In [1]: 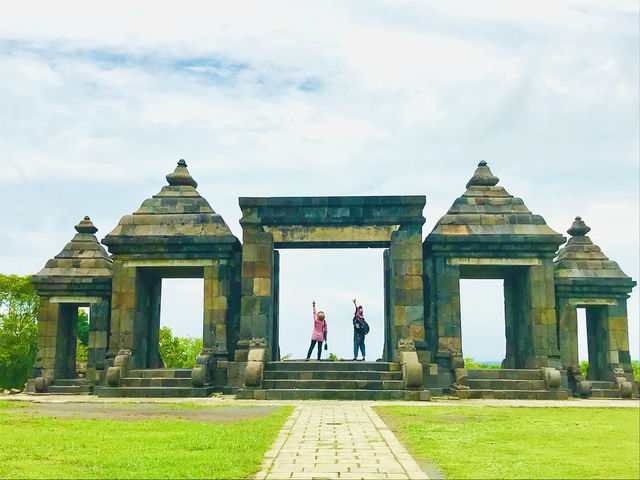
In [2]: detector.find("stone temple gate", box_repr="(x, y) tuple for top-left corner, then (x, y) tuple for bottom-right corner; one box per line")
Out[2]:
(27, 160), (637, 400)
(236, 195), (426, 363)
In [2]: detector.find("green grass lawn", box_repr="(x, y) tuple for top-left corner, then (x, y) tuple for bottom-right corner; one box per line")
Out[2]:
(0, 401), (293, 479)
(376, 405), (640, 480)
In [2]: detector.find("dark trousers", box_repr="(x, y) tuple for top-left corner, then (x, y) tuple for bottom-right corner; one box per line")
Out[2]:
(353, 332), (365, 358)
(306, 340), (323, 360)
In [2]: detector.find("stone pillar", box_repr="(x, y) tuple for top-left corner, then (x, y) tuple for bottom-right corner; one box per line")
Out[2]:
(34, 297), (59, 381)
(522, 261), (561, 368)
(555, 297), (579, 371)
(388, 226), (425, 361)
(586, 301), (633, 381)
(131, 270), (162, 369)
(272, 250), (280, 361)
(607, 299), (633, 378)
(108, 261), (136, 361)
(504, 272), (527, 368)
(585, 305), (608, 380)
(87, 297), (110, 382)
(53, 303), (77, 379)
(434, 258), (462, 369)
(383, 249), (392, 361)
(203, 261), (230, 359)
(238, 226), (275, 360)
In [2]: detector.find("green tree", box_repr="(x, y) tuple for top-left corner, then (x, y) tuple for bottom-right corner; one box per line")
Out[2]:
(0, 274), (39, 389)
(76, 310), (89, 346)
(158, 326), (202, 368)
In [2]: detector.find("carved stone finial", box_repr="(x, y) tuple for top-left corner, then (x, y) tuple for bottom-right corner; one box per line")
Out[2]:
(397, 338), (416, 352)
(567, 216), (591, 237)
(166, 159), (198, 188)
(465, 160), (499, 189)
(75, 216), (98, 234)
(249, 337), (267, 349)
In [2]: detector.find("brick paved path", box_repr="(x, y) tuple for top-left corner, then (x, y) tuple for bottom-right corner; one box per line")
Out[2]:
(255, 405), (429, 479)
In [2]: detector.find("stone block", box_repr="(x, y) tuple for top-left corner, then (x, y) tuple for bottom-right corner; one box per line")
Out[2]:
(405, 306), (423, 324)
(393, 306), (406, 325)
(241, 262), (254, 277)
(253, 278), (271, 296)
(608, 316), (627, 331)
(241, 297), (260, 315)
(247, 348), (265, 362)
(242, 243), (258, 262)
(234, 349), (249, 362)
(409, 325), (425, 341)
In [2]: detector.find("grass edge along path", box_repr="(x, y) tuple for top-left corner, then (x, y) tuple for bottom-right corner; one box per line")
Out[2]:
(0, 403), (294, 479)
(375, 405), (640, 480)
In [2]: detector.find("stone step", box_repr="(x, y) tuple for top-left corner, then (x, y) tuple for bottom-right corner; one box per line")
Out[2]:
(47, 385), (93, 394)
(263, 370), (403, 381)
(590, 389), (621, 398)
(265, 361), (401, 372)
(589, 381), (615, 389)
(467, 379), (546, 390)
(121, 377), (193, 388)
(467, 369), (542, 380)
(262, 379), (405, 390)
(237, 388), (407, 401)
(454, 389), (569, 400)
(51, 379), (90, 386)
(94, 386), (214, 398)
(128, 369), (192, 378)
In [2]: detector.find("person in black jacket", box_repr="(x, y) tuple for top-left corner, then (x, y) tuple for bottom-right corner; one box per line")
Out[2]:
(352, 298), (366, 361)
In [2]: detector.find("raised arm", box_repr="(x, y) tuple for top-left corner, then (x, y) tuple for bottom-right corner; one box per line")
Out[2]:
(313, 300), (317, 321)
(352, 298), (357, 313)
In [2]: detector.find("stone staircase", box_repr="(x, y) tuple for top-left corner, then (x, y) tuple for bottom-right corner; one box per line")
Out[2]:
(453, 369), (569, 400)
(94, 368), (216, 397)
(586, 380), (621, 398)
(237, 360), (429, 400)
(45, 378), (93, 395)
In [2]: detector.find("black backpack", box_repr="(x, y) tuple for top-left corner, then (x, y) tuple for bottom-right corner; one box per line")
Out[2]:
(355, 316), (370, 335)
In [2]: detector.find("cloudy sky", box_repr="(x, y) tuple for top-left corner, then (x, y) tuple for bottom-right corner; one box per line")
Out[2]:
(1, 1), (638, 362)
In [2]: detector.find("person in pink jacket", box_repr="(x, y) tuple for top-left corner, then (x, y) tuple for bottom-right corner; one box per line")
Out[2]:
(306, 300), (327, 360)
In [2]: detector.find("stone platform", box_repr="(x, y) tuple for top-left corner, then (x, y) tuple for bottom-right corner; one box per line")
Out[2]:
(238, 361), (430, 401)
(94, 368), (216, 398)
(453, 369), (570, 400)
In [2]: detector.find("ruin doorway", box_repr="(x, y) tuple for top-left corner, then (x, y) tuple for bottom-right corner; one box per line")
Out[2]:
(159, 278), (204, 366)
(130, 267), (206, 369)
(238, 196), (426, 363)
(277, 249), (384, 361)
(459, 279), (505, 366)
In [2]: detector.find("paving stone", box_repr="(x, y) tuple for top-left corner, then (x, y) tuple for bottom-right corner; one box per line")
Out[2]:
(256, 405), (424, 480)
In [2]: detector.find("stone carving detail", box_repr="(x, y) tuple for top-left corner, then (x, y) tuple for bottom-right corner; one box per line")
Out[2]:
(541, 367), (561, 389)
(244, 339), (267, 388)
(397, 338), (416, 352)
(396, 339), (422, 389)
(249, 337), (267, 349)
(613, 367), (633, 398)
(192, 348), (216, 387)
(34, 376), (48, 393)
(106, 350), (131, 387)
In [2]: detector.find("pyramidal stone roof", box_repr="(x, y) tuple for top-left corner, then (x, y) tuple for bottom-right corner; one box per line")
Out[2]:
(554, 216), (635, 291)
(426, 161), (564, 248)
(102, 160), (239, 257)
(32, 216), (113, 295)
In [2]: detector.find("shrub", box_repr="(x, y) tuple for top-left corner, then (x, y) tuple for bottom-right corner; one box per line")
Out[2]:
(158, 326), (202, 368)
(0, 274), (39, 389)
(580, 360), (589, 377)
(464, 357), (501, 369)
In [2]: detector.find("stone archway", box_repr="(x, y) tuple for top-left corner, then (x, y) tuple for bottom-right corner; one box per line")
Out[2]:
(236, 196), (427, 363)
